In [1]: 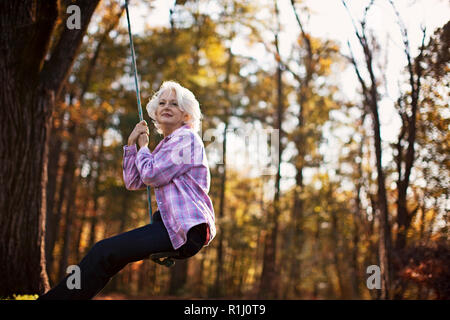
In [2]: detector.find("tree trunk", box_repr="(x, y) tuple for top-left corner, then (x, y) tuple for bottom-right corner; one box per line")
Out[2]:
(74, 192), (90, 262)
(212, 121), (227, 297)
(350, 199), (361, 299)
(312, 213), (324, 299)
(45, 112), (65, 280)
(259, 3), (283, 297)
(371, 111), (393, 299)
(0, 0), (100, 296)
(169, 260), (188, 295)
(330, 199), (345, 299)
(391, 2), (425, 257)
(212, 43), (234, 297)
(345, 12), (393, 297)
(196, 254), (205, 296)
(0, 85), (54, 296)
(88, 125), (105, 248)
(47, 116), (77, 280)
(350, 119), (366, 299)
(287, 91), (307, 299)
(350, 178), (363, 299)
(284, 1), (314, 299)
(57, 147), (79, 281)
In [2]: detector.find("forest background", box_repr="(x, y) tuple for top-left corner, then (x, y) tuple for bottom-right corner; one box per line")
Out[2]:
(0, 0), (448, 300)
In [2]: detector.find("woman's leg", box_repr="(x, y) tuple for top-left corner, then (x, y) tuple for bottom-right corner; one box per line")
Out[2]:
(38, 212), (174, 300)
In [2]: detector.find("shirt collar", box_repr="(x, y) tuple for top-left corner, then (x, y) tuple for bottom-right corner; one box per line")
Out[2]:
(163, 124), (190, 141)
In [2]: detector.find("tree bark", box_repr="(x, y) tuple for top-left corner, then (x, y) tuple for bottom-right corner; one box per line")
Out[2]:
(393, 20), (426, 254)
(0, 0), (100, 296)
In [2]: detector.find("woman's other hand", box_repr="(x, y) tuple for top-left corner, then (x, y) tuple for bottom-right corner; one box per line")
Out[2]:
(137, 132), (149, 148)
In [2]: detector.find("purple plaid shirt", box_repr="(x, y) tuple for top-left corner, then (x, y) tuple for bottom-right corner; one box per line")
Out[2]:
(122, 124), (216, 250)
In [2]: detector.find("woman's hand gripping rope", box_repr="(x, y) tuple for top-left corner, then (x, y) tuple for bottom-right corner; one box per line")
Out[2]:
(128, 120), (149, 147)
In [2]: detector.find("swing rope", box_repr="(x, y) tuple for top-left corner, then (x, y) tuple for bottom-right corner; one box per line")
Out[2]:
(124, 0), (153, 224)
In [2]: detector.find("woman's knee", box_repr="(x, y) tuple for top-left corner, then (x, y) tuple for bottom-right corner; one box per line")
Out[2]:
(88, 239), (118, 274)
(177, 224), (206, 259)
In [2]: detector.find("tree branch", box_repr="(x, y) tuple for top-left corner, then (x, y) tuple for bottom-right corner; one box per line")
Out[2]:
(79, 4), (125, 102)
(40, 0), (101, 98)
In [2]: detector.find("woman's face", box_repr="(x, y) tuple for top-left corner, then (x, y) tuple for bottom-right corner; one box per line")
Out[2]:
(155, 89), (189, 131)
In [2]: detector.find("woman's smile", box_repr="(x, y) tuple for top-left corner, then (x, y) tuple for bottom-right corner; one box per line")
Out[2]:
(154, 89), (191, 137)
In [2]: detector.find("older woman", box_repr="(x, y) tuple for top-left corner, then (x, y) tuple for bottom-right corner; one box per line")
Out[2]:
(39, 81), (215, 300)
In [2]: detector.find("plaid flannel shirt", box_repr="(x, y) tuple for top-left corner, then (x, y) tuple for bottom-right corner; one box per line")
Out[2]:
(122, 124), (215, 249)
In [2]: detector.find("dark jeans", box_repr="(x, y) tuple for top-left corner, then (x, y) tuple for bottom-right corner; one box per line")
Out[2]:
(38, 210), (206, 300)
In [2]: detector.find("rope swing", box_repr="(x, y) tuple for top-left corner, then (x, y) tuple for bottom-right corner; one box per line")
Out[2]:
(124, 0), (153, 224)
